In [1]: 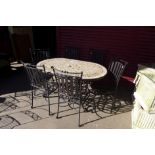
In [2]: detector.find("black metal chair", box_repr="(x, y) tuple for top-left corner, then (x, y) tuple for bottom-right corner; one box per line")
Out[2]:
(91, 59), (128, 113)
(108, 59), (128, 90)
(30, 48), (51, 64)
(23, 63), (57, 115)
(89, 49), (108, 66)
(52, 66), (83, 127)
(64, 47), (80, 59)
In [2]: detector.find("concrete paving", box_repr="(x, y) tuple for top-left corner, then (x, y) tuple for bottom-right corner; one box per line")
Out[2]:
(0, 62), (134, 129)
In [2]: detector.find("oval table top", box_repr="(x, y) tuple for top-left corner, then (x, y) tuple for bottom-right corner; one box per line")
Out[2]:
(37, 58), (107, 80)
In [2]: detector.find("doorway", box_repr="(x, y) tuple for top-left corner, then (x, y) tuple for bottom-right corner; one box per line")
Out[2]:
(32, 26), (56, 57)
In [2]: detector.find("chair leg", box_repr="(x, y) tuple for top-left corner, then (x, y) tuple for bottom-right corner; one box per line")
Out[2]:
(78, 101), (82, 127)
(56, 97), (60, 119)
(14, 92), (17, 97)
(31, 88), (34, 109)
(47, 93), (51, 116)
(110, 92), (117, 113)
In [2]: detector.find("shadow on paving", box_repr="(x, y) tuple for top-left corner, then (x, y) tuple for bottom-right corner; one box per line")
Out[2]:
(0, 65), (31, 95)
(0, 62), (134, 128)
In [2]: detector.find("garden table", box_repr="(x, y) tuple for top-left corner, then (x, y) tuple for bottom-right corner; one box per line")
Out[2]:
(37, 58), (107, 80)
(37, 58), (107, 114)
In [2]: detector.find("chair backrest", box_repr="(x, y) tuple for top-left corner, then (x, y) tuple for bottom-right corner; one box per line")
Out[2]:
(52, 67), (83, 102)
(65, 47), (80, 59)
(23, 63), (48, 89)
(30, 48), (51, 64)
(89, 49), (108, 65)
(108, 59), (128, 88)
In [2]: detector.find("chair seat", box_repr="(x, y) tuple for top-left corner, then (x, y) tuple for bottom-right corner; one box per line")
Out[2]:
(23, 63), (57, 115)
(43, 87), (57, 98)
(91, 71), (117, 93)
(43, 76), (58, 98)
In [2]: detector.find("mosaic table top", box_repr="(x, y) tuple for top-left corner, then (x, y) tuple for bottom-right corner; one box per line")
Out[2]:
(37, 58), (107, 80)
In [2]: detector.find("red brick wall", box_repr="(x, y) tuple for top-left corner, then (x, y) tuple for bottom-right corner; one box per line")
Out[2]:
(56, 26), (155, 77)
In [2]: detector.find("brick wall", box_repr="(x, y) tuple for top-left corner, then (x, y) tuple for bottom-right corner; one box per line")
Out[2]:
(56, 26), (155, 77)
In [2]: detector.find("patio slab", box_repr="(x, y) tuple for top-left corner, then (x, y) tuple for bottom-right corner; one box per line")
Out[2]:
(0, 62), (133, 129)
